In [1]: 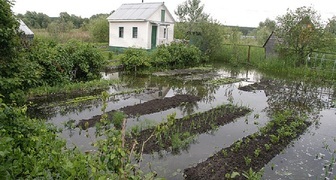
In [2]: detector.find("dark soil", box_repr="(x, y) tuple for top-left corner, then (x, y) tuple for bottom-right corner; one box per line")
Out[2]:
(120, 94), (201, 116)
(152, 68), (213, 77)
(127, 105), (251, 154)
(184, 118), (311, 180)
(77, 94), (201, 129)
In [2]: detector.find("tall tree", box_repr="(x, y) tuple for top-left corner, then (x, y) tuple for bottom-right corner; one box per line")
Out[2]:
(325, 16), (336, 35)
(174, 0), (224, 60)
(275, 6), (331, 64)
(175, 0), (209, 23)
(250, 18), (276, 45)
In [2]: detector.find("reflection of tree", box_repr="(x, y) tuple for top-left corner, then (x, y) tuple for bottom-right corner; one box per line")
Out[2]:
(121, 73), (220, 104)
(178, 101), (199, 116)
(263, 78), (333, 117)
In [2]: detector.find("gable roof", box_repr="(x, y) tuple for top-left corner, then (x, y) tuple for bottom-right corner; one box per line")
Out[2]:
(19, 20), (34, 36)
(107, 2), (174, 22)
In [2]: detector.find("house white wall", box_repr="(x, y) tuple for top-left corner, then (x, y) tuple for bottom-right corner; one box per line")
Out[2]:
(148, 5), (175, 46)
(109, 21), (151, 49)
(108, 3), (175, 49)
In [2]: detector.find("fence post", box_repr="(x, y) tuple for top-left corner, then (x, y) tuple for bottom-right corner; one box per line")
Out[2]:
(247, 45), (251, 62)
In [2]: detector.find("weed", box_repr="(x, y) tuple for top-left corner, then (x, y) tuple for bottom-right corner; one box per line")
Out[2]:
(254, 148), (261, 157)
(225, 172), (240, 179)
(264, 144), (271, 151)
(242, 168), (263, 179)
(244, 156), (252, 166)
(270, 134), (280, 144)
(222, 149), (228, 157)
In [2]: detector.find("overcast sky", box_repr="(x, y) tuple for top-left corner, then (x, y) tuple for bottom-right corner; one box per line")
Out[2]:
(12, 0), (336, 27)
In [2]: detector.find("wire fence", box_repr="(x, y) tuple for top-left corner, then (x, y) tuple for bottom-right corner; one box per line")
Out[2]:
(306, 52), (336, 75)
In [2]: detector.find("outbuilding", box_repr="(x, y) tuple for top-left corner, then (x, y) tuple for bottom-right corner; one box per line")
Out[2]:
(107, 2), (175, 50)
(19, 19), (34, 41)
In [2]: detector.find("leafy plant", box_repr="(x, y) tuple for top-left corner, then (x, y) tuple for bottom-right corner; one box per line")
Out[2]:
(242, 168), (263, 179)
(121, 48), (151, 71)
(254, 148), (261, 157)
(244, 156), (252, 166)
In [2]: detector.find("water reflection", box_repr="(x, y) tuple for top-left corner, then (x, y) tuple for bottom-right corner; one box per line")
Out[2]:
(29, 64), (336, 179)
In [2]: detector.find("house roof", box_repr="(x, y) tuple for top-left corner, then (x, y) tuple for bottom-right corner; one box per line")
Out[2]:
(19, 20), (34, 36)
(107, 2), (173, 22)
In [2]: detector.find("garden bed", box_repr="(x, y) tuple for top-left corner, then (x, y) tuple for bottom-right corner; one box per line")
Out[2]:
(77, 94), (201, 129)
(128, 104), (251, 154)
(120, 94), (201, 116)
(184, 111), (311, 180)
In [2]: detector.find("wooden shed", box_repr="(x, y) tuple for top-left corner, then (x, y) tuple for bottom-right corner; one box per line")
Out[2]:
(263, 31), (279, 58)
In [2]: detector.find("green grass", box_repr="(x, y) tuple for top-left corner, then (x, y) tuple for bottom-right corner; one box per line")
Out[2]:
(27, 79), (121, 98)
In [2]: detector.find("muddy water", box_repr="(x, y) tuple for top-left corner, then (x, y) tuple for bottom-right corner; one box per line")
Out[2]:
(33, 65), (336, 179)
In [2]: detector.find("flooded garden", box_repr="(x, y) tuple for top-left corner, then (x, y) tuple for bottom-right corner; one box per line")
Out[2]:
(28, 63), (336, 179)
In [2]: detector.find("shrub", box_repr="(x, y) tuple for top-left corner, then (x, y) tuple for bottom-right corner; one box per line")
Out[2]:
(121, 48), (151, 71)
(152, 42), (205, 68)
(26, 39), (106, 85)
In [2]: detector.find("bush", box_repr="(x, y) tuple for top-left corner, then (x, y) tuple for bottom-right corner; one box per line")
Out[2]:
(152, 43), (208, 68)
(163, 42), (205, 67)
(26, 39), (106, 86)
(88, 16), (109, 43)
(121, 48), (151, 71)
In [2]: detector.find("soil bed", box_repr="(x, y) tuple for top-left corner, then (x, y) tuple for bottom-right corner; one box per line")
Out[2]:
(120, 94), (201, 116)
(128, 104), (251, 154)
(153, 68), (213, 77)
(184, 112), (311, 180)
(77, 94), (201, 129)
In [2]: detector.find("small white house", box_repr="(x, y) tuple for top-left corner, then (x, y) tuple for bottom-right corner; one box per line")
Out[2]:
(107, 2), (175, 50)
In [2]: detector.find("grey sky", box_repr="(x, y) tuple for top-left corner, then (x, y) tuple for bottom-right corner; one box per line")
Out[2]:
(12, 0), (336, 27)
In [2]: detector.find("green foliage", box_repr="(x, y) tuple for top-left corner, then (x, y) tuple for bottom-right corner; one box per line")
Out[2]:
(18, 11), (51, 29)
(121, 48), (151, 71)
(242, 168), (264, 179)
(151, 44), (172, 68)
(88, 15), (109, 43)
(0, 94), (150, 179)
(0, 101), (89, 179)
(174, 0), (224, 60)
(275, 6), (333, 64)
(112, 111), (126, 130)
(0, 0), (27, 104)
(163, 42), (204, 67)
(206, 77), (241, 86)
(0, 0), (19, 66)
(175, 0), (209, 23)
(27, 38), (106, 85)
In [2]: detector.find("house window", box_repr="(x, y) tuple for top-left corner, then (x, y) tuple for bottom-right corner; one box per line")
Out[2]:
(119, 27), (124, 38)
(161, 10), (165, 22)
(163, 28), (167, 39)
(132, 27), (138, 38)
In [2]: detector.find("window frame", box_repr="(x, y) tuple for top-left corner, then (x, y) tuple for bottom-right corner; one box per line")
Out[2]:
(161, 10), (165, 22)
(132, 27), (138, 38)
(163, 28), (167, 39)
(119, 27), (124, 38)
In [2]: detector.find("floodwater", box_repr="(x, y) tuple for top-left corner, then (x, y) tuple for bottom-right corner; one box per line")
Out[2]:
(31, 63), (336, 179)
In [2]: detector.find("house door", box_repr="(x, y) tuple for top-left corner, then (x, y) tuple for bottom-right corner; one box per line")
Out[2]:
(151, 26), (157, 49)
